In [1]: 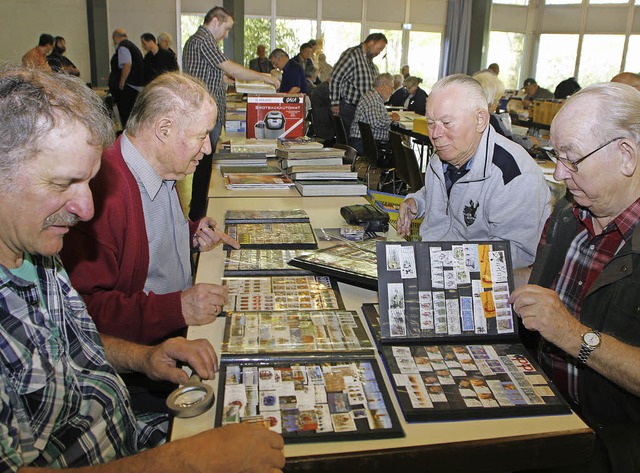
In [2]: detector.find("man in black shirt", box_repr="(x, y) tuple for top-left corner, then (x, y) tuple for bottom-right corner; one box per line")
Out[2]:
(141, 32), (179, 85)
(47, 36), (80, 76)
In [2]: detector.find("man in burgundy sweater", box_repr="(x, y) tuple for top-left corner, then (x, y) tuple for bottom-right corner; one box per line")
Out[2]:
(61, 73), (240, 347)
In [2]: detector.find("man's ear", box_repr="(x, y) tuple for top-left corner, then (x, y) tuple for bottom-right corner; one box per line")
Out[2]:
(156, 118), (172, 142)
(619, 138), (638, 177)
(476, 109), (489, 132)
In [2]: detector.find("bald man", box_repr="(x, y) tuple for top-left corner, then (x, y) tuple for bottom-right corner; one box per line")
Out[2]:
(611, 72), (640, 91)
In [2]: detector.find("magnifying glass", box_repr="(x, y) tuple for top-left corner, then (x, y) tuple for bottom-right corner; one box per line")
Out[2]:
(166, 374), (215, 418)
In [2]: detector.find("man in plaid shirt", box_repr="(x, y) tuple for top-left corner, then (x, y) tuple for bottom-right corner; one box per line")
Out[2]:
(0, 65), (285, 473)
(329, 33), (387, 142)
(182, 6), (280, 221)
(348, 73), (400, 157)
(511, 83), (640, 472)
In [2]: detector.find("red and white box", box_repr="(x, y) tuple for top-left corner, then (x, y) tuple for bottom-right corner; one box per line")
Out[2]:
(246, 94), (306, 139)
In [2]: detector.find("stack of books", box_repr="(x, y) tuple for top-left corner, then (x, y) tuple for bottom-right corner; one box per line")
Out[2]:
(275, 139), (365, 196)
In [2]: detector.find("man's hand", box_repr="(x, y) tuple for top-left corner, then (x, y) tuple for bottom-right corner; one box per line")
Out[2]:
(390, 111), (401, 122)
(141, 337), (218, 384)
(193, 216), (240, 251)
(397, 198), (418, 237)
(509, 284), (583, 352)
(331, 105), (340, 116)
(171, 424), (285, 473)
(263, 73), (281, 89)
(181, 282), (228, 325)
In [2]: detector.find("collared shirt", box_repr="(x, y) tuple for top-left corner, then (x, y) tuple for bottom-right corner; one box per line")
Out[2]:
(182, 25), (229, 124)
(0, 254), (165, 472)
(21, 46), (51, 71)
(280, 59), (308, 94)
(329, 43), (379, 107)
(350, 88), (391, 140)
(542, 197), (640, 402)
(443, 159), (474, 195)
(121, 133), (192, 295)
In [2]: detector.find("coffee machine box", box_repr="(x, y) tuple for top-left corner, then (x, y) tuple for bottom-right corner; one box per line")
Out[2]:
(246, 94), (306, 139)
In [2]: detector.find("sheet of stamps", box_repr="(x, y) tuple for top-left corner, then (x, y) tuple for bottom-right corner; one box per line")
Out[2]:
(224, 248), (310, 275)
(223, 276), (342, 312)
(288, 239), (380, 288)
(376, 241), (516, 340)
(383, 343), (568, 421)
(224, 222), (317, 249)
(221, 310), (373, 354)
(218, 360), (401, 440)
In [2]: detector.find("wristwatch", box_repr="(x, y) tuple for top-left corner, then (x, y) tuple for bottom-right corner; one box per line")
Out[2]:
(577, 330), (601, 367)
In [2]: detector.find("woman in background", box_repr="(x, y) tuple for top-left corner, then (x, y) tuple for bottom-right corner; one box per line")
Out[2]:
(403, 76), (427, 115)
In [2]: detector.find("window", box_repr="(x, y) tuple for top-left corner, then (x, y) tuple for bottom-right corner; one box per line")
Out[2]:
(320, 21), (361, 65)
(493, 0), (528, 4)
(589, 0), (628, 3)
(487, 31), (525, 91)
(370, 29), (402, 75)
(536, 34), (579, 93)
(244, 17), (272, 67)
(275, 19), (317, 59)
(545, 0), (581, 4)
(578, 35), (625, 85)
(626, 35), (640, 73)
(407, 31), (442, 91)
(180, 14), (205, 52)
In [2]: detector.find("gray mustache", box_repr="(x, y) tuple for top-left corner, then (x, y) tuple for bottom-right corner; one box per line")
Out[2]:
(43, 214), (80, 228)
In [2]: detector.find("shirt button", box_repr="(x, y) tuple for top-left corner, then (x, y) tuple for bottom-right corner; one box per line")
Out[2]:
(622, 266), (629, 272)
(589, 245), (595, 250)
(578, 281), (583, 286)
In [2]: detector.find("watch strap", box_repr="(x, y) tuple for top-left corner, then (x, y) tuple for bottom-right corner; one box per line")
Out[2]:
(577, 331), (601, 367)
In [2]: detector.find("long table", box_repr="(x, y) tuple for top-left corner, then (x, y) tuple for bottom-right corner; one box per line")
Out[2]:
(171, 195), (593, 472)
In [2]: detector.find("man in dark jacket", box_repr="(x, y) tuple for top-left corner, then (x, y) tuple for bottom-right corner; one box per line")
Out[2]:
(108, 28), (144, 127)
(510, 82), (640, 473)
(141, 32), (179, 84)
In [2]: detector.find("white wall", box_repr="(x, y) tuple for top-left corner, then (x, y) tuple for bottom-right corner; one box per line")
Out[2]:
(107, 0), (178, 57)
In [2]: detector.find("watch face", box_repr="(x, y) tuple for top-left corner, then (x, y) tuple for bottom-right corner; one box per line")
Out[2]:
(584, 331), (601, 347)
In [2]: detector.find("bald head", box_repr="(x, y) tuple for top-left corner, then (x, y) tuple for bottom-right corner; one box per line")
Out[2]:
(611, 72), (640, 92)
(112, 28), (127, 45)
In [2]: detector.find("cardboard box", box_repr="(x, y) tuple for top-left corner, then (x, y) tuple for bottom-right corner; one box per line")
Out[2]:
(246, 94), (306, 139)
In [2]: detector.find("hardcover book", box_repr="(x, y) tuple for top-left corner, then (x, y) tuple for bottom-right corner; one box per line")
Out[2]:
(294, 180), (367, 197)
(224, 174), (295, 190)
(211, 152), (268, 167)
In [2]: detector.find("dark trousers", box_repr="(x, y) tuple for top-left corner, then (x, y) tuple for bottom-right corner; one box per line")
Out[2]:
(189, 119), (222, 221)
(339, 99), (357, 144)
(116, 85), (139, 128)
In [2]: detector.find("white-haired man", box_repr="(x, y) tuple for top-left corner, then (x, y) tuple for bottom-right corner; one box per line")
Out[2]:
(397, 74), (551, 269)
(511, 82), (640, 472)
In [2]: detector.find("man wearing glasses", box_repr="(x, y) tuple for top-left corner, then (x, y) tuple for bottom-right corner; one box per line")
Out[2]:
(511, 82), (640, 472)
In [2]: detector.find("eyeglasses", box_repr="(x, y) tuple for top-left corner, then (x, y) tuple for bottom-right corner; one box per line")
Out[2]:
(545, 136), (625, 172)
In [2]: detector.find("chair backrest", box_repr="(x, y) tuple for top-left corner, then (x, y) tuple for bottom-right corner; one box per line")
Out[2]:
(389, 131), (405, 170)
(332, 114), (348, 146)
(391, 132), (409, 185)
(401, 142), (425, 192)
(357, 121), (379, 166)
(334, 143), (358, 168)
